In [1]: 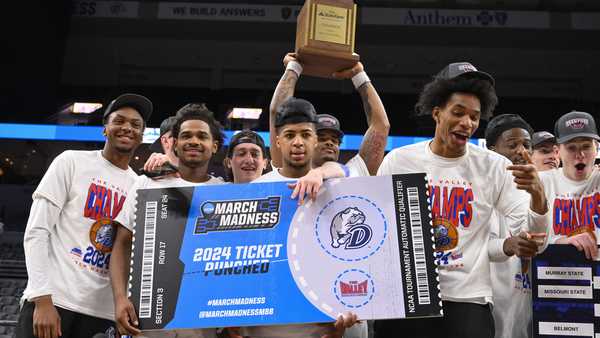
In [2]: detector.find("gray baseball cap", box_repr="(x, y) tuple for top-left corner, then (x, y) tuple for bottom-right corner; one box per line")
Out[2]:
(554, 111), (600, 144)
(316, 114), (344, 139)
(532, 131), (556, 148)
(436, 62), (495, 87)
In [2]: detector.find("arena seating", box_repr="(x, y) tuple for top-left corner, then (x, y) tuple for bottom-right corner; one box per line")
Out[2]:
(0, 233), (27, 338)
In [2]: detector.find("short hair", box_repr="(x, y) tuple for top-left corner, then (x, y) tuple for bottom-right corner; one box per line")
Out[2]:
(415, 77), (498, 121)
(275, 97), (318, 131)
(171, 104), (225, 150)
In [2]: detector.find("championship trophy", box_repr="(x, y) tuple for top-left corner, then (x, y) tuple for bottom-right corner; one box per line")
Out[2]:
(295, 0), (359, 78)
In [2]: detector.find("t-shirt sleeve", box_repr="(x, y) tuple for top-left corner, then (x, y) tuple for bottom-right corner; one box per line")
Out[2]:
(376, 150), (397, 176)
(32, 151), (75, 208)
(488, 213), (511, 262)
(23, 198), (61, 300)
(346, 154), (370, 177)
(114, 178), (142, 232)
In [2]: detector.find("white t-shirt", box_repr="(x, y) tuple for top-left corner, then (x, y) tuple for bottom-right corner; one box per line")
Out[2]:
(489, 215), (532, 338)
(116, 174), (224, 338)
(346, 154), (370, 177)
(23, 150), (138, 320)
(540, 168), (600, 244)
(243, 169), (330, 338)
(377, 141), (548, 302)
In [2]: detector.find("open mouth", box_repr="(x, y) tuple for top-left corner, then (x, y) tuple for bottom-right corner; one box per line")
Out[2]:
(451, 132), (469, 144)
(575, 163), (586, 173)
(544, 160), (558, 168)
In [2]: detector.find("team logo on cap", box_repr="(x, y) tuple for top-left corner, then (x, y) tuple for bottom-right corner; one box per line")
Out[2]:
(334, 269), (374, 308)
(194, 197), (281, 234)
(315, 195), (387, 262)
(458, 64), (477, 72)
(319, 116), (338, 128)
(565, 118), (589, 130)
(89, 218), (117, 253)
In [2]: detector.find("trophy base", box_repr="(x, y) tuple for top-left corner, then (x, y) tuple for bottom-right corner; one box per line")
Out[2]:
(296, 46), (360, 78)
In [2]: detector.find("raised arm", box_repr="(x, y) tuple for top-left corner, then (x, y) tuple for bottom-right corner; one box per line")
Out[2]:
(270, 53), (301, 168)
(333, 63), (390, 175)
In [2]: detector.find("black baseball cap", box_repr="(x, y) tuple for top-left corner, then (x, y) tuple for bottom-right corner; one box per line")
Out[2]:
(316, 114), (344, 139)
(532, 131), (557, 148)
(103, 93), (153, 123)
(226, 130), (267, 158)
(436, 62), (495, 87)
(275, 97), (318, 128)
(149, 116), (178, 153)
(484, 114), (533, 148)
(554, 111), (600, 144)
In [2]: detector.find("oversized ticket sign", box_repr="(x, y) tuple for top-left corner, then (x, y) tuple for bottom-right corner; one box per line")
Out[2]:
(532, 244), (600, 338)
(129, 174), (441, 332)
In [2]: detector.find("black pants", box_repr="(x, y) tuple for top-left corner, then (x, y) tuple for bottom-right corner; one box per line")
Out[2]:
(16, 301), (116, 338)
(374, 301), (495, 338)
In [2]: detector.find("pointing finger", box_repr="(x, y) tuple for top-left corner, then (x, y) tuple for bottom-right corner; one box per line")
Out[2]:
(522, 150), (534, 165)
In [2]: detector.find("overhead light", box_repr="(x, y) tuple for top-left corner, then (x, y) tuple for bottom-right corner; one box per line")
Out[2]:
(227, 108), (263, 120)
(60, 102), (103, 114)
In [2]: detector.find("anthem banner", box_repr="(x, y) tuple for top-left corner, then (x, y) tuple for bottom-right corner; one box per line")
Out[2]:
(533, 245), (600, 337)
(129, 174), (441, 332)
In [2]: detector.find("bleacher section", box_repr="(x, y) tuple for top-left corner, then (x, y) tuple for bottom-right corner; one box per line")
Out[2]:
(0, 232), (27, 338)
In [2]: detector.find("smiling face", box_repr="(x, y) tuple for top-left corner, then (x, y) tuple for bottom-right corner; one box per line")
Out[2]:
(432, 93), (481, 158)
(491, 128), (532, 165)
(314, 129), (341, 167)
(559, 137), (598, 181)
(104, 107), (144, 154)
(276, 122), (317, 170)
(227, 143), (268, 183)
(532, 142), (560, 171)
(173, 119), (218, 168)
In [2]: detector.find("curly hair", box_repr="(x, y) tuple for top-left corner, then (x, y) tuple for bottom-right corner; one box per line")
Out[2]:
(414, 77), (498, 121)
(171, 104), (225, 150)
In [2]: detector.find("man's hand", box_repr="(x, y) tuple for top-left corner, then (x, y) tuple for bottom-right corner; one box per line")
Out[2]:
(332, 62), (364, 80)
(142, 153), (179, 179)
(503, 232), (546, 257)
(289, 167), (324, 205)
(32, 296), (62, 338)
(321, 312), (359, 338)
(114, 296), (141, 336)
(507, 151), (547, 214)
(143, 153), (170, 172)
(557, 231), (598, 260)
(283, 53), (300, 68)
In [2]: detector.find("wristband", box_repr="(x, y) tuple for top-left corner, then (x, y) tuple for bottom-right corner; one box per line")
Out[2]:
(286, 60), (303, 77)
(341, 164), (350, 178)
(351, 71), (370, 89)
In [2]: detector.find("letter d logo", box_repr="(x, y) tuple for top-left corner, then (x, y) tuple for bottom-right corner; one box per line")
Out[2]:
(346, 225), (372, 249)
